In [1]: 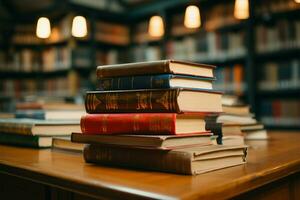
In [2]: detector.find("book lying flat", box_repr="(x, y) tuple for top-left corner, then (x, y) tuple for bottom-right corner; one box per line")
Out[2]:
(0, 133), (57, 148)
(85, 88), (222, 113)
(72, 132), (213, 149)
(96, 60), (215, 78)
(15, 110), (85, 120)
(84, 144), (248, 175)
(217, 114), (257, 125)
(81, 113), (209, 135)
(0, 118), (81, 136)
(98, 74), (215, 91)
(222, 105), (250, 116)
(16, 102), (85, 110)
(52, 137), (84, 152)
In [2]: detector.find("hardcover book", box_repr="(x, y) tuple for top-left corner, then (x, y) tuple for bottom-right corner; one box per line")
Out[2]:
(98, 74), (215, 90)
(96, 60), (215, 78)
(80, 113), (208, 135)
(0, 118), (81, 136)
(15, 110), (85, 120)
(85, 88), (222, 113)
(72, 132), (213, 149)
(84, 144), (248, 175)
(0, 133), (55, 148)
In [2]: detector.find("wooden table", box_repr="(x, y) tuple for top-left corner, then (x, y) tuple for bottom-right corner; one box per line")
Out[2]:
(0, 131), (300, 200)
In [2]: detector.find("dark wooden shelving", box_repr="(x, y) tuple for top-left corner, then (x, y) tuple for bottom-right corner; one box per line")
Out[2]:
(256, 48), (300, 60)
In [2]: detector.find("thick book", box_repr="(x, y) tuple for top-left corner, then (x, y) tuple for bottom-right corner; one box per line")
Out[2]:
(97, 74), (215, 90)
(15, 109), (85, 120)
(0, 133), (54, 148)
(16, 102), (84, 110)
(85, 88), (222, 113)
(96, 60), (215, 78)
(222, 105), (250, 116)
(81, 113), (208, 135)
(72, 132), (213, 149)
(0, 118), (81, 136)
(84, 144), (248, 175)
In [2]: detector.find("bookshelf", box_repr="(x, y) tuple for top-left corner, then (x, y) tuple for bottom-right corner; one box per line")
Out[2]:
(0, 0), (299, 129)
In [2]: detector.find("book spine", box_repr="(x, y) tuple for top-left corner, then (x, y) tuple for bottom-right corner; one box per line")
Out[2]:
(85, 89), (180, 113)
(0, 133), (40, 148)
(84, 144), (192, 175)
(96, 60), (169, 78)
(0, 123), (33, 135)
(15, 111), (45, 120)
(97, 74), (172, 90)
(81, 113), (176, 135)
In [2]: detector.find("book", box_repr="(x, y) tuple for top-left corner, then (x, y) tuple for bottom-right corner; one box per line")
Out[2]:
(0, 118), (80, 136)
(217, 114), (257, 125)
(0, 133), (54, 148)
(84, 144), (247, 175)
(96, 60), (215, 78)
(16, 102), (84, 110)
(52, 137), (84, 152)
(72, 132), (213, 150)
(85, 88), (222, 113)
(80, 113), (209, 135)
(244, 129), (268, 140)
(222, 136), (245, 146)
(15, 109), (85, 120)
(222, 105), (250, 116)
(98, 74), (215, 91)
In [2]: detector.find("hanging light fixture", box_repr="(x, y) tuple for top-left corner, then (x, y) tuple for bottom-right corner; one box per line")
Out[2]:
(234, 0), (249, 20)
(184, 5), (201, 28)
(72, 16), (88, 38)
(148, 15), (164, 37)
(36, 17), (51, 39)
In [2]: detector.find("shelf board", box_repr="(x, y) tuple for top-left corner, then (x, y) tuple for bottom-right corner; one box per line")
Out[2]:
(258, 89), (300, 97)
(256, 48), (300, 60)
(255, 8), (300, 23)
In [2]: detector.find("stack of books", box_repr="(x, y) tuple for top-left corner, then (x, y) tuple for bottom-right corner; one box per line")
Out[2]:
(206, 95), (267, 145)
(72, 60), (247, 175)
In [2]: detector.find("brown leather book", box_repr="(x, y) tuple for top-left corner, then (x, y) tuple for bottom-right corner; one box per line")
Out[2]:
(96, 60), (215, 78)
(85, 88), (222, 113)
(84, 144), (247, 175)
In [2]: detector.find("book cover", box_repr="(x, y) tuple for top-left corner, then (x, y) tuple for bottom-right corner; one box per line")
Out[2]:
(80, 113), (208, 135)
(72, 132), (213, 149)
(0, 133), (53, 148)
(97, 74), (215, 90)
(85, 88), (223, 113)
(84, 144), (247, 175)
(96, 60), (215, 78)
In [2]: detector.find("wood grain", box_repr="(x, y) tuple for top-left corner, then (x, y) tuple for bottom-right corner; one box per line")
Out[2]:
(0, 131), (300, 199)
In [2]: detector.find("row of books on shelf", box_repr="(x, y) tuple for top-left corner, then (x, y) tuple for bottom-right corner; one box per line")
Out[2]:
(95, 21), (129, 45)
(130, 45), (162, 62)
(260, 99), (300, 127)
(0, 72), (91, 98)
(0, 60), (272, 175)
(214, 64), (245, 95)
(255, 0), (300, 15)
(0, 48), (125, 73)
(256, 19), (300, 53)
(259, 59), (300, 91)
(166, 30), (246, 62)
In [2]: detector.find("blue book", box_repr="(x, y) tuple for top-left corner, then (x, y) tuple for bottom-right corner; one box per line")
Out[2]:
(15, 110), (45, 120)
(97, 74), (215, 90)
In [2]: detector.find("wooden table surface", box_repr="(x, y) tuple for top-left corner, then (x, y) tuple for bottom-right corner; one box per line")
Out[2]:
(0, 131), (300, 200)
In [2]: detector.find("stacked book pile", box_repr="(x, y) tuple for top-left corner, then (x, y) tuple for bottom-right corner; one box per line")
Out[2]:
(206, 95), (267, 146)
(0, 102), (83, 148)
(72, 60), (248, 175)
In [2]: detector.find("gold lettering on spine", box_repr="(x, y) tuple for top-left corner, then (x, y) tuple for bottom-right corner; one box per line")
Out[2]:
(106, 93), (118, 110)
(133, 114), (140, 132)
(136, 92), (150, 110)
(92, 94), (102, 111)
(101, 114), (109, 133)
(156, 91), (170, 110)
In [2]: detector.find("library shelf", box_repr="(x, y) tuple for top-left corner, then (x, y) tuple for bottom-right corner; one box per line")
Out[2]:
(256, 48), (300, 61)
(258, 89), (300, 97)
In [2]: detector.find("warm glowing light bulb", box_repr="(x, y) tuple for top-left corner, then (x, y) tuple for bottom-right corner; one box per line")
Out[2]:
(72, 16), (88, 38)
(184, 5), (201, 28)
(36, 17), (51, 39)
(148, 15), (164, 37)
(295, 0), (300, 3)
(234, 0), (249, 20)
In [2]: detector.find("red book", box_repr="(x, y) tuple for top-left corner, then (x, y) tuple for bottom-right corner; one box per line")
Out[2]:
(81, 113), (208, 135)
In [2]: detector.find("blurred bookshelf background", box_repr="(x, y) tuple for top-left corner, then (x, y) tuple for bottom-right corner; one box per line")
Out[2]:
(0, 0), (299, 130)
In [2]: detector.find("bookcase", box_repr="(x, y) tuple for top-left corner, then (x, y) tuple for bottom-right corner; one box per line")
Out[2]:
(0, 0), (299, 129)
